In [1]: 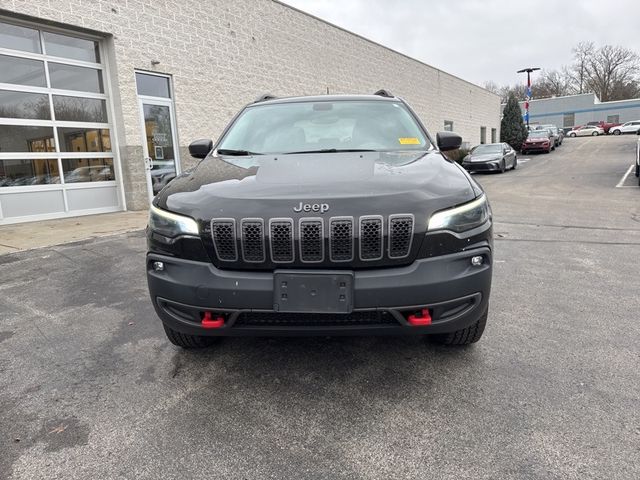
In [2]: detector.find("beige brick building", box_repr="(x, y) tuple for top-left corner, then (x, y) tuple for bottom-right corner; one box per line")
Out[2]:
(0, 0), (500, 224)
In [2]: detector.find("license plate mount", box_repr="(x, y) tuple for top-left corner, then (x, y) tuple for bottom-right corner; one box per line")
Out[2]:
(273, 271), (354, 314)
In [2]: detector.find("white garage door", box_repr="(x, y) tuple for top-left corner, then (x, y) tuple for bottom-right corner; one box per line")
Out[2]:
(0, 19), (123, 224)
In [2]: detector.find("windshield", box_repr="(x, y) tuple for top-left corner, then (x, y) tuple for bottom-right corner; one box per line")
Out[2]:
(217, 100), (430, 154)
(472, 145), (501, 155)
(528, 131), (548, 138)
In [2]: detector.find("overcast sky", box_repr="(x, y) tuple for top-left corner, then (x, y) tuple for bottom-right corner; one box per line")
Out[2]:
(280, 0), (640, 88)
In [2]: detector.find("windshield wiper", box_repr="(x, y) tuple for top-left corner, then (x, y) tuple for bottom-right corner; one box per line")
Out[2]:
(216, 148), (262, 156)
(283, 148), (376, 154)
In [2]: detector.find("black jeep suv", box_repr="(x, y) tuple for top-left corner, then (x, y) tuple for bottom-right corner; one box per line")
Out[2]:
(146, 91), (493, 348)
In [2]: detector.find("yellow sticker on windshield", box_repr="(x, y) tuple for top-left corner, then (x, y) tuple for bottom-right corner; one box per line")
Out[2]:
(399, 137), (420, 145)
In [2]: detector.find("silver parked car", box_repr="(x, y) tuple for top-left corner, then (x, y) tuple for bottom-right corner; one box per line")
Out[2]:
(461, 142), (517, 173)
(567, 125), (604, 137)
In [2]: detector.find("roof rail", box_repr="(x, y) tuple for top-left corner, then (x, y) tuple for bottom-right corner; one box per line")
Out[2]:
(254, 93), (277, 103)
(373, 89), (394, 98)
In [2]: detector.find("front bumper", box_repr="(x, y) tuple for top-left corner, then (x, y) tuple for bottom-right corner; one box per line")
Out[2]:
(147, 247), (492, 336)
(462, 161), (502, 172)
(522, 143), (550, 152)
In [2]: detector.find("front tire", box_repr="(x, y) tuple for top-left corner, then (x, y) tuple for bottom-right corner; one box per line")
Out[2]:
(163, 324), (218, 349)
(613, 129), (621, 135)
(499, 159), (506, 173)
(592, 131), (598, 136)
(512, 156), (518, 169)
(569, 132), (576, 137)
(430, 308), (488, 345)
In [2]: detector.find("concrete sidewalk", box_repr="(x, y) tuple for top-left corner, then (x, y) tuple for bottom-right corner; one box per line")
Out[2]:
(0, 210), (148, 255)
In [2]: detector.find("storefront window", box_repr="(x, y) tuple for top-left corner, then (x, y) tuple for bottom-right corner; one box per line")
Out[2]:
(0, 55), (46, 87)
(62, 158), (114, 183)
(0, 90), (51, 119)
(0, 125), (55, 152)
(136, 73), (171, 98)
(53, 96), (107, 122)
(0, 159), (60, 186)
(0, 18), (116, 205)
(43, 31), (100, 63)
(48, 63), (104, 93)
(0, 22), (41, 53)
(57, 128), (111, 152)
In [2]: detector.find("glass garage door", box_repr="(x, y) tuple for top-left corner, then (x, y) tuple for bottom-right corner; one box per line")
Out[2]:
(0, 19), (122, 224)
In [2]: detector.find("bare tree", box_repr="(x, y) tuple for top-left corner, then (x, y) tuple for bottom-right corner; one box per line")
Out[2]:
(567, 42), (595, 95)
(531, 70), (571, 98)
(584, 45), (640, 101)
(483, 81), (527, 103)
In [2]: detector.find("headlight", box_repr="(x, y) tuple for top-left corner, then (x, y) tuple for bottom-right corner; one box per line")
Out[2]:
(428, 195), (491, 233)
(148, 204), (199, 237)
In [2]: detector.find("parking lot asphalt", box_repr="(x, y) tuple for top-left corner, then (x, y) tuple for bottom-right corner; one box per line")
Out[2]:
(1, 135), (639, 479)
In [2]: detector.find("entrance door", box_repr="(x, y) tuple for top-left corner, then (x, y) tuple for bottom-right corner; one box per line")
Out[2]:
(135, 72), (180, 202)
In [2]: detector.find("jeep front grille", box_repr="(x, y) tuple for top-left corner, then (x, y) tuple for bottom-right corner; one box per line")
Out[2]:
(299, 219), (324, 262)
(388, 214), (414, 259)
(329, 217), (354, 261)
(211, 219), (237, 261)
(269, 219), (294, 263)
(240, 219), (265, 262)
(359, 216), (383, 260)
(210, 214), (415, 265)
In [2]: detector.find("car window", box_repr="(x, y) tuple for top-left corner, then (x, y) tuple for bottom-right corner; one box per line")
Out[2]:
(472, 144), (501, 154)
(528, 131), (548, 138)
(217, 100), (431, 154)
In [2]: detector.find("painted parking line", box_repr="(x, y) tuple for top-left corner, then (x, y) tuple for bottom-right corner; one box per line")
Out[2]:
(615, 165), (635, 188)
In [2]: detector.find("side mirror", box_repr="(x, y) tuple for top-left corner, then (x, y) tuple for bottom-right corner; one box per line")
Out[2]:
(436, 131), (462, 152)
(188, 139), (213, 159)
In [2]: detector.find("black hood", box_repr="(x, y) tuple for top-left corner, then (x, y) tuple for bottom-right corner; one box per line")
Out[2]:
(156, 151), (477, 223)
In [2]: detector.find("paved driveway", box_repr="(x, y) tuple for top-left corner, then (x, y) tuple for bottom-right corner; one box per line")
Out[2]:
(1, 135), (639, 479)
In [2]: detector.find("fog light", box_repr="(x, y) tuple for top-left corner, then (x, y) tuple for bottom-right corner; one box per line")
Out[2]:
(152, 261), (165, 271)
(471, 256), (484, 267)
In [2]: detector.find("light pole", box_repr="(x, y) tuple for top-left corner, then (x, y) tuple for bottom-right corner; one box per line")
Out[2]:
(517, 67), (540, 128)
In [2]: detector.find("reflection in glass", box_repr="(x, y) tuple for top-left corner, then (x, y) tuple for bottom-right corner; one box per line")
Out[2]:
(0, 159), (60, 187)
(0, 21), (41, 53)
(62, 158), (114, 183)
(143, 103), (176, 194)
(48, 63), (104, 93)
(0, 90), (51, 119)
(0, 54), (46, 87)
(0, 125), (55, 152)
(136, 73), (171, 98)
(57, 127), (111, 152)
(53, 96), (107, 122)
(43, 31), (100, 63)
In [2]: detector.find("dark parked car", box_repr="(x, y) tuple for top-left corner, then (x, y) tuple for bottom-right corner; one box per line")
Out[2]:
(536, 124), (562, 146)
(147, 92), (493, 348)
(462, 143), (517, 173)
(521, 130), (553, 154)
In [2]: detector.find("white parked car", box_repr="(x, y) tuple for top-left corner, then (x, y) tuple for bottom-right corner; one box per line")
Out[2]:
(567, 125), (605, 137)
(610, 121), (640, 135)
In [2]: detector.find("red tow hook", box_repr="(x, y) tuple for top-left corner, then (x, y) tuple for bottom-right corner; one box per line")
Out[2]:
(407, 309), (432, 326)
(201, 311), (225, 329)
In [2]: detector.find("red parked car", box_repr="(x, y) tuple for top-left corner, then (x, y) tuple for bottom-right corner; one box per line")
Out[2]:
(587, 120), (621, 134)
(521, 130), (553, 154)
